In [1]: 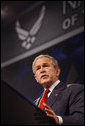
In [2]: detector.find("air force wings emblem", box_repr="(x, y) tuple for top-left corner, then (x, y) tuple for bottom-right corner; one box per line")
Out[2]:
(15, 5), (46, 50)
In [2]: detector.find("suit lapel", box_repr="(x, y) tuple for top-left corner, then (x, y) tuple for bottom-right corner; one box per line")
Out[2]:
(46, 82), (66, 107)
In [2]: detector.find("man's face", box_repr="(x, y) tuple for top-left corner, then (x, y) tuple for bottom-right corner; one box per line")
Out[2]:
(34, 57), (60, 88)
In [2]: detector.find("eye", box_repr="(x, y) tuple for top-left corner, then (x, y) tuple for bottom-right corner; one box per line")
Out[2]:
(36, 66), (40, 71)
(43, 64), (49, 67)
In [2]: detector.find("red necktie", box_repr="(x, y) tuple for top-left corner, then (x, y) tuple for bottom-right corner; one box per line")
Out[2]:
(39, 89), (50, 110)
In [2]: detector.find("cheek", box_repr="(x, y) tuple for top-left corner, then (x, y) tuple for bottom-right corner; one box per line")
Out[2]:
(49, 70), (57, 79)
(49, 69), (56, 75)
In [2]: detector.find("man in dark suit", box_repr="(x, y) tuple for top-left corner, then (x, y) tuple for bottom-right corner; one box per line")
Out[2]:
(32, 54), (84, 125)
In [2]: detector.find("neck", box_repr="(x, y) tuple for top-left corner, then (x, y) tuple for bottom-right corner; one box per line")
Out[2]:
(42, 79), (59, 89)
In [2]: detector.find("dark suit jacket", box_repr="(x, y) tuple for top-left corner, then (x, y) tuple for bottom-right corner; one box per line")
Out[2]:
(34, 82), (84, 125)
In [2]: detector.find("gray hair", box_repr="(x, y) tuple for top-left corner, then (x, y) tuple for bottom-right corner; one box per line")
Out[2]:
(32, 54), (59, 74)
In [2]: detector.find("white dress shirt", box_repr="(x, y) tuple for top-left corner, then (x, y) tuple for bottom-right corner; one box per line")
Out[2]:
(44, 80), (63, 125)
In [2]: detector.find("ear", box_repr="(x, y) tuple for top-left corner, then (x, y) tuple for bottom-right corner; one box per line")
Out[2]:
(56, 67), (60, 77)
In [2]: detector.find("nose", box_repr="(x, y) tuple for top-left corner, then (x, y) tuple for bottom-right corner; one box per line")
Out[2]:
(40, 66), (46, 73)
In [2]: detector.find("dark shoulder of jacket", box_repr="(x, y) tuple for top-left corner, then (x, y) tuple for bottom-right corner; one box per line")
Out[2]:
(66, 83), (84, 91)
(66, 83), (84, 87)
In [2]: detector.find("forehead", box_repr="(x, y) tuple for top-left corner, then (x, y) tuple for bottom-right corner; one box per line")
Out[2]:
(34, 57), (51, 66)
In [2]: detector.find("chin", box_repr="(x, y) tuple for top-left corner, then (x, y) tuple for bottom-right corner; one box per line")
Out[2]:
(41, 79), (49, 84)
